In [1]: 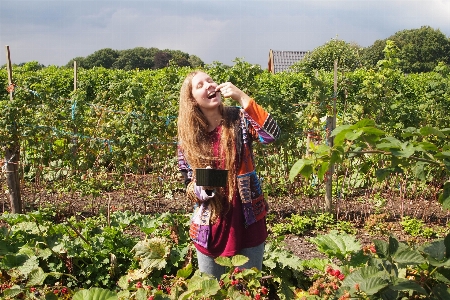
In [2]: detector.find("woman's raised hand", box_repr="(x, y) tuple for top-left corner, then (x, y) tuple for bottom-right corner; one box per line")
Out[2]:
(216, 82), (251, 109)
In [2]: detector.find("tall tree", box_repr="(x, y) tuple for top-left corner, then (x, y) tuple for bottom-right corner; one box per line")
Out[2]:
(292, 39), (362, 72)
(83, 48), (119, 69)
(361, 26), (450, 73)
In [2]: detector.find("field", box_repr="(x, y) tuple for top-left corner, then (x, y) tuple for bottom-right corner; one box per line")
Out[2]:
(1, 61), (450, 299)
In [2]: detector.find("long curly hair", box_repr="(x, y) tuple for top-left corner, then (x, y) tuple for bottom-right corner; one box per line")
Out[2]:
(177, 71), (240, 220)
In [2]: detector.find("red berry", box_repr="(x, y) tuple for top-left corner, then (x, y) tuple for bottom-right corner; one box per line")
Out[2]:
(166, 287), (171, 294)
(254, 295), (261, 300)
(53, 289), (59, 295)
(157, 284), (162, 290)
(261, 286), (269, 295)
(234, 267), (240, 274)
(30, 287), (36, 292)
(61, 287), (68, 294)
(147, 296), (155, 300)
(136, 281), (143, 289)
(338, 273), (346, 281)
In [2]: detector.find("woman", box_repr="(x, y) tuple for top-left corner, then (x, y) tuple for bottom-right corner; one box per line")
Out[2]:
(177, 71), (280, 279)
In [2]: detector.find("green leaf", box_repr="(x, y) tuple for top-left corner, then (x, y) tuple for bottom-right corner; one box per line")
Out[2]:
(231, 254), (249, 267)
(439, 182), (450, 210)
(416, 141), (439, 152)
(345, 130), (363, 141)
(317, 162), (330, 180)
(214, 256), (232, 267)
(373, 239), (389, 258)
(72, 287), (118, 300)
(390, 278), (427, 295)
(289, 159), (313, 181)
(341, 266), (388, 295)
(412, 162), (427, 181)
(330, 124), (352, 137)
(361, 126), (385, 136)
(375, 168), (394, 181)
(432, 283), (450, 300)
(310, 230), (361, 261)
(421, 239), (447, 261)
(176, 263), (193, 278)
(420, 126), (446, 138)
(132, 237), (170, 271)
(391, 143), (415, 158)
(350, 119), (376, 129)
(26, 267), (48, 287)
(392, 248), (426, 265)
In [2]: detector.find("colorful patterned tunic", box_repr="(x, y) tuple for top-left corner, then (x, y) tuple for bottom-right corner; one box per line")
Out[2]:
(178, 99), (280, 255)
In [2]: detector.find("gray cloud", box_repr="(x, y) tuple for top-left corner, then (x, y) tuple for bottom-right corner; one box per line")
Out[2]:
(1, 0), (449, 67)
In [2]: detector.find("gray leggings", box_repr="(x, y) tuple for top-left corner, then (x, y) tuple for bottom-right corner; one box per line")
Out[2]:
(196, 242), (265, 279)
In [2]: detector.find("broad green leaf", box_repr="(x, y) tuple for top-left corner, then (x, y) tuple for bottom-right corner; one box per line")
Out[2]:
(432, 283), (450, 300)
(416, 141), (439, 152)
(391, 143), (415, 158)
(300, 164), (314, 178)
(439, 182), (450, 210)
(289, 159), (313, 181)
(72, 287), (118, 300)
(412, 162), (427, 181)
(361, 126), (385, 136)
(231, 254), (249, 267)
(421, 239), (447, 261)
(26, 267), (48, 286)
(350, 119), (376, 129)
(392, 248), (426, 265)
(341, 266), (388, 295)
(176, 263), (193, 278)
(214, 256), (232, 267)
(345, 130), (363, 141)
(2, 285), (22, 298)
(390, 278), (427, 295)
(333, 128), (352, 146)
(330, 147), (344, 164)
(420, 126), (446, 138)
(330, 124), (352, 137)
(375, 168), (394, 181)
(310, 230), (361, 260)
(135, 288), (147, 300)
(373, 240), (389, 258)
(317, 162), (330, 180)
(132, 237), (170, 271)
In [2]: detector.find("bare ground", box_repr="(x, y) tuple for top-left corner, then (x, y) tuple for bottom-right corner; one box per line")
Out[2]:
(2, 175), (449, 261)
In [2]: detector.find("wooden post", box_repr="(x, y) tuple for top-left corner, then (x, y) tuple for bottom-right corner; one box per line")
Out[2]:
(324, 60), (338, 212)
(4, 45), (22, 213)
(72, 61), (78, 161)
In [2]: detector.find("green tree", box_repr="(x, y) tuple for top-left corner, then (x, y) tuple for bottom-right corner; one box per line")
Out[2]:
(361, 26), (450, 73)
(188, 55), (204, 68)
(83, 48), (119, 69)
(112, 47), (158, 70)
(291, 38), (362, 72)
(66, 56), (87, 68)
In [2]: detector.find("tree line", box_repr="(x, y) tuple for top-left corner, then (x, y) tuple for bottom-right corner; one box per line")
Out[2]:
(65, 47), (204, 70)
(3, 26), (449, 74)
(294, 26), (450, 74)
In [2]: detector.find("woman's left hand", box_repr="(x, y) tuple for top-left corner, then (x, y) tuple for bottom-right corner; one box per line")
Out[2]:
(216, 82), (251, 109)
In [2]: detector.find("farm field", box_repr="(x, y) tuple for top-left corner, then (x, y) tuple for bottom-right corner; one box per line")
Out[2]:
(14, 174), (450, 259)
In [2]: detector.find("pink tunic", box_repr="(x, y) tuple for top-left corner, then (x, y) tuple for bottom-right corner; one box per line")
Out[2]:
(194, 125), (267, 257)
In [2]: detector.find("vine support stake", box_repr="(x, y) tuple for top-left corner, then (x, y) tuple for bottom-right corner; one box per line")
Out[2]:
(325, 60), (338, 213)
(4, 45), (22, 214)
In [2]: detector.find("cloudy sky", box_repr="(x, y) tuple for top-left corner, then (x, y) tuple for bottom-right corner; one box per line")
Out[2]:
(1, 0), (450, 68)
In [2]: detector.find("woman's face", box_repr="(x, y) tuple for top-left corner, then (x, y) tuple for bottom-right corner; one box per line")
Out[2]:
(191, 72), (222, 111)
